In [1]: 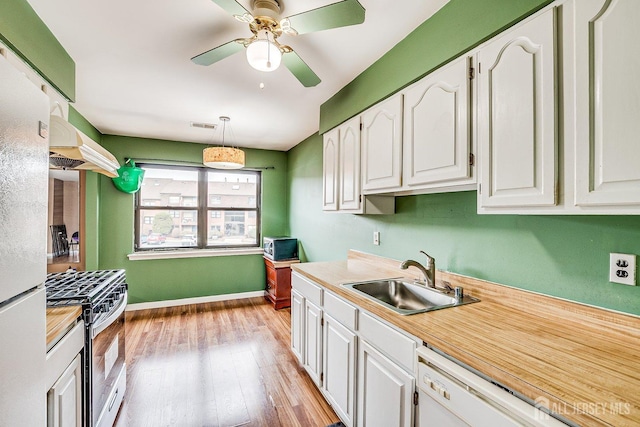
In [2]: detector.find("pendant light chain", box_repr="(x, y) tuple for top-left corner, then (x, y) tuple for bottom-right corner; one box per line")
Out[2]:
(221, 117), (227, 146)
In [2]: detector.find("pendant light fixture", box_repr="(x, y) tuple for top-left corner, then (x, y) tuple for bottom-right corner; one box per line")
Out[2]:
(246, 29), (282, 72)
(203, 116), (245, 169)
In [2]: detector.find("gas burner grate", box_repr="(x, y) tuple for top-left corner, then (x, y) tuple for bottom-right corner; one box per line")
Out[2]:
(45, 269), (126, 303)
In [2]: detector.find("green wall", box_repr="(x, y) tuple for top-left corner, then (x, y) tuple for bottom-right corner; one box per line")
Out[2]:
(288, 136), (640, 315)
(0, 0), (75, 100)
(288, 0), (640, 316)
(320, 0), (552, 133)
(99, 135), (288, 304)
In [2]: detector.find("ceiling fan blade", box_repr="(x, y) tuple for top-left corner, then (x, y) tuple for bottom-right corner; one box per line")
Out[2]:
(282, 51), (321, 87)
(208, 0), (250, 17)
(191, 40), (245, 66)
(284, 0), (365, 35)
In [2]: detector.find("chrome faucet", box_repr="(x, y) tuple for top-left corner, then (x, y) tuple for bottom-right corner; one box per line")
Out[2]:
(400, 251), (436, 288)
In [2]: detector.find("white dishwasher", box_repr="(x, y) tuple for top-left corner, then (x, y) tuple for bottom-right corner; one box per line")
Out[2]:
(416, 346), (568, 427)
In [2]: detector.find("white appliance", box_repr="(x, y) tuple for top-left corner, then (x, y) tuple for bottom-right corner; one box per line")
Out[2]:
(0, 53), (50, 425)
(416, 346), (568, 426)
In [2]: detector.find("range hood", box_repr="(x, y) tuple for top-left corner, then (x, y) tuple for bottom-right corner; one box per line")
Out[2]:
(49, 115), (120, 178)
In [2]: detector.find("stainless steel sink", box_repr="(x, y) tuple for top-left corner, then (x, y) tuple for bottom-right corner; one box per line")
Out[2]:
(343, 279), (479, 315)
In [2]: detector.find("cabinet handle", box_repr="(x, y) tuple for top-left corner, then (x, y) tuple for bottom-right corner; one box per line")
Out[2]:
(108, 388), (119, 411)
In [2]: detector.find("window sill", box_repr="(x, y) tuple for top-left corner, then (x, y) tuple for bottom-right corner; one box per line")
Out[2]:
(127, 247), (264, 261)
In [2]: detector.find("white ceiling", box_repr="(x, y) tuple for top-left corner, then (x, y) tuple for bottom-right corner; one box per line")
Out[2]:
(26, 0), (449, 151)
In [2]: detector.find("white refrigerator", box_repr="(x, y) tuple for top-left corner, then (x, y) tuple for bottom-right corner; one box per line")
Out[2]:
(0, 53), (50, 425)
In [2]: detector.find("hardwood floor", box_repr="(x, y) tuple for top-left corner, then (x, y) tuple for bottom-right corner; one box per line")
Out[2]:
(114, 297), (339, 427)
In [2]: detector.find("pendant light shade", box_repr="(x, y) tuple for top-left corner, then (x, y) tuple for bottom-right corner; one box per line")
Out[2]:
(246, 30), (282, 72)
(203, 116), (245, 169)
(203, 146), (245, 169)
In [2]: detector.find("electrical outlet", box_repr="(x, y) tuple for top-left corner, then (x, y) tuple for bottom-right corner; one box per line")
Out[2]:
(373, 231), (380, 246)
(609, 253), (636, 286)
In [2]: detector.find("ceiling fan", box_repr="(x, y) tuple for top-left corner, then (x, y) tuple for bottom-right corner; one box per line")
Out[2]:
(191, 0), (365, 87)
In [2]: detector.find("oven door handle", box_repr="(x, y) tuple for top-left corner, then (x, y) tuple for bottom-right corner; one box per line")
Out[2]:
(92, 290), (128, 339)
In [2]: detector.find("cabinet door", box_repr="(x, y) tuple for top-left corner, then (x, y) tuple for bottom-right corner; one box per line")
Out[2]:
(47, 354), (82, 427)
(339, 116), (362, 211)
(323, 128), (340, 211)
(477, 9), (557, 208)
(323, 314), (357, 427)
(291, 289), (304, 364)
(361, 94), (403, 192)
(303, 300), (323, 386)
(403, 57), (471, 187)
(573, 0), (640, 206)
(358, 340), (414, 427)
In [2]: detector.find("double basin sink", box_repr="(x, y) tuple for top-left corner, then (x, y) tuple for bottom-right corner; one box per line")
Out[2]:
(343, 279), (479, 315)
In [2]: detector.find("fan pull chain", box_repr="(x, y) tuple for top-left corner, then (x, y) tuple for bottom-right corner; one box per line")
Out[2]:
(266, 30), (272, 69)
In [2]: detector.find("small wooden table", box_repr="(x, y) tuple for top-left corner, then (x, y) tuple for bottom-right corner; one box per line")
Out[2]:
(264, 257), (300, 309)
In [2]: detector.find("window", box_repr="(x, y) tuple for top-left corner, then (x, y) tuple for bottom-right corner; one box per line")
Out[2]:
(135, 164), (261, 250)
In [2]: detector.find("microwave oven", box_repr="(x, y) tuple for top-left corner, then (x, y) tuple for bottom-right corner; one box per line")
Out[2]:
(263, 237), (298, 261)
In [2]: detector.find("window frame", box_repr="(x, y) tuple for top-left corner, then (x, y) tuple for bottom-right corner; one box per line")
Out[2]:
(134, 163), (261, 251)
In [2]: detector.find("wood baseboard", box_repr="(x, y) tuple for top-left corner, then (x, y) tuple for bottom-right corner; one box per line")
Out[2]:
(126, 290), (267, 311)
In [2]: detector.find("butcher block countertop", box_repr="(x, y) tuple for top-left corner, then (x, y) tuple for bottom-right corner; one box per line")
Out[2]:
(46, 306), (82, 349)
(291, 250), (640, 427)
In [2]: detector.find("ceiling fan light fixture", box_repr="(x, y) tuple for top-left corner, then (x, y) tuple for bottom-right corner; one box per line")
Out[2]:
(246, 30), (282, 72)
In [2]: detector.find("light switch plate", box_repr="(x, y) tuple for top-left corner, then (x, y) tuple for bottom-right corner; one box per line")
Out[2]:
(373, 231), (380, 246)
(609, 253), (636, 286)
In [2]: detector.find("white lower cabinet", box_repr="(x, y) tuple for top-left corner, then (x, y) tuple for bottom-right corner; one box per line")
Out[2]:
(291, 272), (323, 387)
(47, 354), (82, 427)
(291, 271), (419, 427)
(291, 288), (305, 364)
(357, 311), (418, 427)
(46, 321), (84, 427)
(322, 313), (357, 426)
(304, 299), (323, 387)
(358, 340), (415, 427)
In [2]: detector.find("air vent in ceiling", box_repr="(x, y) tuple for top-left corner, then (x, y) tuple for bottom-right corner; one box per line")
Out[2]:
(190, 122), (217, 130)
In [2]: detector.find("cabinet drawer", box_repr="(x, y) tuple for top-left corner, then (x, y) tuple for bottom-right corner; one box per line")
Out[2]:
(291, 272), (322, 306)
(45, 321), (84, 390)
(358, 311), (417, 372)
(324, 291), (357, 331)
(266, 263), (277, 284)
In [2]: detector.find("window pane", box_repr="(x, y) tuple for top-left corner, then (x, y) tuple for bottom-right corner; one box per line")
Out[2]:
(135, 164), (260, 251)
(207, 171), (257, 208)
(207, 210), (257, 246)
(138, 209), (198, 248)
(139, 167), (199, 207)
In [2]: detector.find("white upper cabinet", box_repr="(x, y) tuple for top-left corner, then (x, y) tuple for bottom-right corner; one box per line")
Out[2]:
(339, 117), (363, 212)
(477, 8), (557, 209)
(573, 0), (640, 207)
(402, 56), (474, 192)
(322, 128), (339, 211)
(323, 117), (395, 214)
(361, 94), (403, 193)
